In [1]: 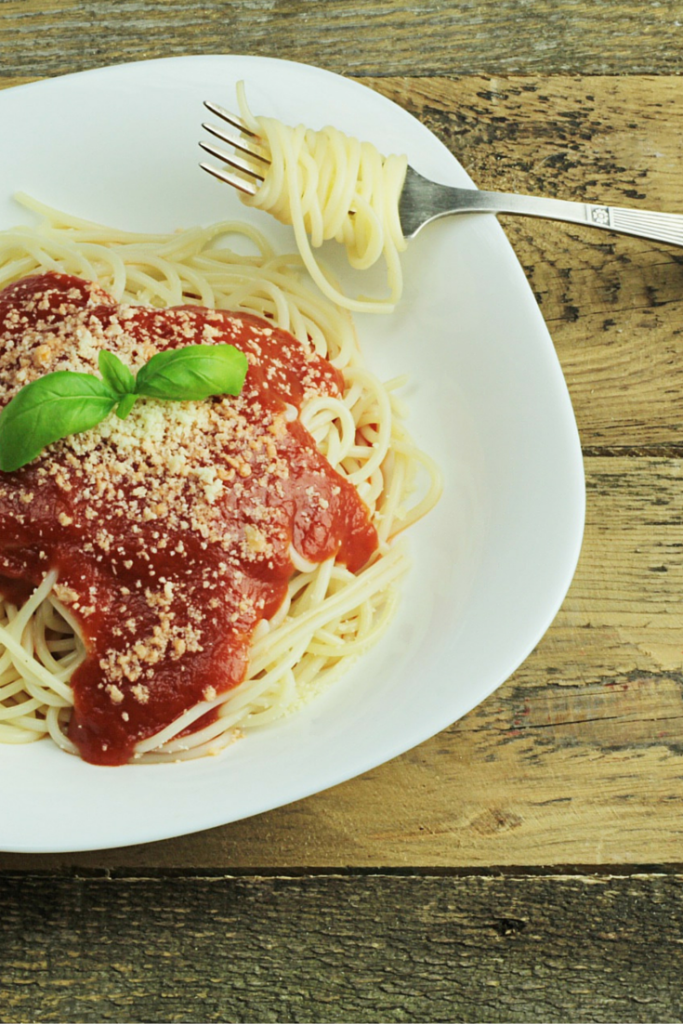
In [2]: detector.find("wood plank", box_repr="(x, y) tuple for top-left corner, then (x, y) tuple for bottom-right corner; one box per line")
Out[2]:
(2, 1), (683, 79)
(4, 456), (683, 871)
(0, 77), (36, 90)
(0, 872), (681, 1023)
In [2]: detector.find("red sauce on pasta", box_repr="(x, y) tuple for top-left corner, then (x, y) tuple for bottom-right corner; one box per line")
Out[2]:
(0, 273), (377, 764)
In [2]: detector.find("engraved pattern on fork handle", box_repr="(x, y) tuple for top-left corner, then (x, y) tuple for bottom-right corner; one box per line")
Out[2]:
(465, 190), (683, 248)
(576, 201), (683, 247)
(589, 206), (611, 227)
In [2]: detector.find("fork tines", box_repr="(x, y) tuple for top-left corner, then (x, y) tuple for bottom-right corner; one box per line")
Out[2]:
(199, 142), (265, 182)
(202, 122), (270, 164)
(200, 101), (270, 196)
(203, 101), (258, 138)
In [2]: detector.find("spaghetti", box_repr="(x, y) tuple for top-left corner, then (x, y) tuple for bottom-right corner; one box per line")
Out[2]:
(0, 198), (441, 763)
(235, 83), (409, 314)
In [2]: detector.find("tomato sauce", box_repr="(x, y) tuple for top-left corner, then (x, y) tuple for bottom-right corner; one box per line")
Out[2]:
(0, 273), (377, 764)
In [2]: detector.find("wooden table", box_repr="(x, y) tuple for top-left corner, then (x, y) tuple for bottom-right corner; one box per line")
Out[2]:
(3, 2), (683, 1021)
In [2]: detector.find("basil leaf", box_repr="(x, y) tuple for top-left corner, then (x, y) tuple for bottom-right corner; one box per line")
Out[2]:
(0, 372), (117, 472)
(99, 350), (136, 398)
(0, 339), (249, 471)
(135, 344), (248, 402)
(115, 393), (138, 420)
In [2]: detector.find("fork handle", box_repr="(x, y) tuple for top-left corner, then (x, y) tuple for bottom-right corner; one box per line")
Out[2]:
(426, 186), (683, 248)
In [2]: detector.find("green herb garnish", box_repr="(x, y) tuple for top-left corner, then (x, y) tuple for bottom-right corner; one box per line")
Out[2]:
(98, 350), (136, 404)
(135, 346), (249, 402)
(0, 344), (248, 472)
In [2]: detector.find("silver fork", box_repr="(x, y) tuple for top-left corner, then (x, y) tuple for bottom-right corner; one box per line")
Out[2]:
(199, 101), (683, 247)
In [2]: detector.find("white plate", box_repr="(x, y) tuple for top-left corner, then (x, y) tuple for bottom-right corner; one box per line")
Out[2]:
(0, 56), (584, 853)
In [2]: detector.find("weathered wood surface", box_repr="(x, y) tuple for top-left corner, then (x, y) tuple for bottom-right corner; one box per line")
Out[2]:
(2, 0), (683, 80)
(1, 872), (682, 1024)
(3, 5), (683, 1021)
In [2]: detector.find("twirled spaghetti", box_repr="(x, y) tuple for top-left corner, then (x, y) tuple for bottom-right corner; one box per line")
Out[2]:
(0, 197), (440, 763)
(235, 83), (408, 314)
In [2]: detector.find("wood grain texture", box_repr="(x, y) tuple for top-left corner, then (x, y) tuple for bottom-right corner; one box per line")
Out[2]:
(0, 76), (35, 89)
(2, 15), (683, 1021)
(3, 0), (683, 79)
(3, 455), (683, 873)
(1, 872), (682, 1024)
